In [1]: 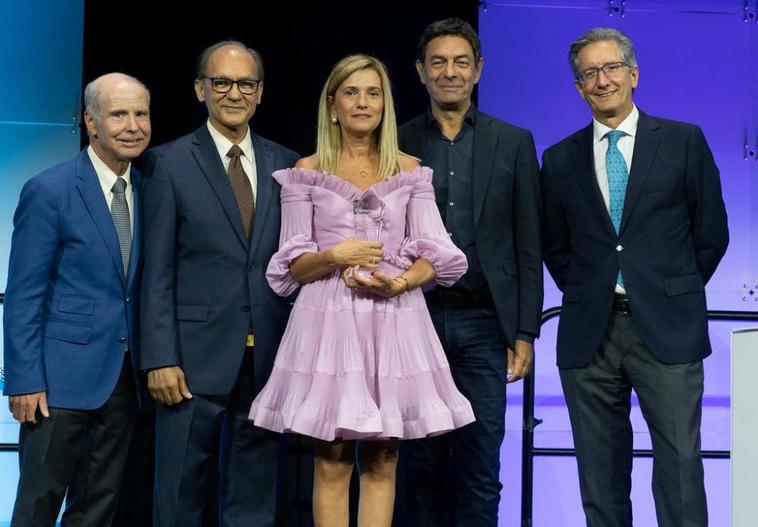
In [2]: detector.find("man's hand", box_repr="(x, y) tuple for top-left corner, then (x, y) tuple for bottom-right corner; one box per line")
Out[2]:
(506, 339), (534, 383)
(9, 391), (49, 424)
(147, 366), (192, 406)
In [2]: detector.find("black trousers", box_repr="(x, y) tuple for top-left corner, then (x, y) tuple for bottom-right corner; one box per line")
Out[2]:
(153, 349), (281, 527)
(560, 312), (707, 527)
(12, 352), (137, 527)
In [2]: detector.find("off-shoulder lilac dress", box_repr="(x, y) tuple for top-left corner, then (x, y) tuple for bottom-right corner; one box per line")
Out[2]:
(248, 167), (474, 441)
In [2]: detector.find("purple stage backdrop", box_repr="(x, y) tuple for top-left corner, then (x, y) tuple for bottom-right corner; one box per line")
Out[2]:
(479, 1), (758, 525)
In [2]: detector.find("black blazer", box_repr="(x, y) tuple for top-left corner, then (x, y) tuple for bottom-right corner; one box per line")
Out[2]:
(541, 111), (729, 368)
(140, 125), (298, 394)
(399, 110), (543, 346)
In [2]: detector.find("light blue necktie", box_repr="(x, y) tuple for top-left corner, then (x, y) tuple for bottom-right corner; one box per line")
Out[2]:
(605, 129), (628, 287)
(111, 177), (132, 277)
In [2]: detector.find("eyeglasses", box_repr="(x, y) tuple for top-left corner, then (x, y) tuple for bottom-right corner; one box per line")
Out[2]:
(201, 77), (261, 95)
(576, 62), (629, 84)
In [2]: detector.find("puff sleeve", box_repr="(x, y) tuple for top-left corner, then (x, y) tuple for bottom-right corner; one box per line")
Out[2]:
(265, 169), (319, 296)
(399, 168), (468, 287)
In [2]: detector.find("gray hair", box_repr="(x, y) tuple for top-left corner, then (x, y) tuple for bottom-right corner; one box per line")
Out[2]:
(84, 73), (150, 119)
(569, 28), (637, 79)
(196, 40), (265, 80)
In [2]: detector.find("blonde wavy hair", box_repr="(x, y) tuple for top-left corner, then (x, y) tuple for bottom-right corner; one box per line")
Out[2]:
(315, 55), (400, 180)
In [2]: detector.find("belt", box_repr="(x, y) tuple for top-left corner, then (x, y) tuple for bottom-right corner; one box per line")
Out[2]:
(424, 289), (494, 309)
(611, 294), (632, 316)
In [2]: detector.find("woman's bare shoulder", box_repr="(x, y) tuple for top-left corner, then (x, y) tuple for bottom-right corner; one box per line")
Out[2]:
(294, 154), (317, 169)
(398, 152), (421, 172)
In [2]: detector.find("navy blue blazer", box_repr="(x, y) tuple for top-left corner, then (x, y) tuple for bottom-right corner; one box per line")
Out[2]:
(140, 125), (298, 395)
(399, 110), (544, 346)
(3, 149), (142, 409)
(541, 111), (729, 367)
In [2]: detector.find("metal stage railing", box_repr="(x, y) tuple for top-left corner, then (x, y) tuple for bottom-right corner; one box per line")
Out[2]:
(520, 307), (758, 527)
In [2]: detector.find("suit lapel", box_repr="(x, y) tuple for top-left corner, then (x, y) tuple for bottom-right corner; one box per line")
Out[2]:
(620, 112), (660, 234)
(249, 134), (274, 260)
(191, 126), (248, 250)
(402, 118), (426, 161)
(572, 124), (616, 238)
(127, 169), (142, 291)
(74, 150), (126, 287)
(472, 112), (498, 228)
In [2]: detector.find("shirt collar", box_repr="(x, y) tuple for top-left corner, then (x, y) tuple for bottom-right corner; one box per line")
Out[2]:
(424, 103), (477, 130)
(87, 145), (131, 191)
(206, 120), (253, 161)
(593, 104), (639, 144)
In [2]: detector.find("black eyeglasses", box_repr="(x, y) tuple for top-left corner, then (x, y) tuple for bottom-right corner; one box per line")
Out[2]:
(576, 61), (630, 84)
(201, 77), (261, 95)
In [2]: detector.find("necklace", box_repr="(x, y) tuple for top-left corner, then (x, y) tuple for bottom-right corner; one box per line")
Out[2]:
(353, 155), (376, 177)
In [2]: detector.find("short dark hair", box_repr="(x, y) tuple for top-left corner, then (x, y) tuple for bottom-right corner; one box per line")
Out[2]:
(416, 17), (481, 63)
(196, 40), (265, 80)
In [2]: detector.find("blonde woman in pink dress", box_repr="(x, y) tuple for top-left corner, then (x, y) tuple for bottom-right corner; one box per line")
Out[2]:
(249, 54), (474, 527)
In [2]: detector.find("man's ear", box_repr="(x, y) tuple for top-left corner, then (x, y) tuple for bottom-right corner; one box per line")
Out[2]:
(473, 57), (484, 85)
(84, 111), (97, 137)
(415, 60), (426, 85)
(195, 79), (206, 103)
(256, 81), (264, 104)
(575, 81), (587, 101)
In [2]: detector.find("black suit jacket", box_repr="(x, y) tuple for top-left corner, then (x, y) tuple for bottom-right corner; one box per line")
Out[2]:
(541, 111), (729, 368)
(140, 124), (299, 394)
(399, 110), (543, 346)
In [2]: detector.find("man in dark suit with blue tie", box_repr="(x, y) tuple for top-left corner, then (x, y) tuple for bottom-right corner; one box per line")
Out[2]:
(397, 18), (543, 526)
(541, 28), (728, 527)
(140, 41), (298, 526)
(3, 73), (150, 526)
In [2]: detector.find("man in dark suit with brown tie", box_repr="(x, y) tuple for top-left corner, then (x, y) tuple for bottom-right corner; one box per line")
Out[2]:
(140, 41), (298, 526)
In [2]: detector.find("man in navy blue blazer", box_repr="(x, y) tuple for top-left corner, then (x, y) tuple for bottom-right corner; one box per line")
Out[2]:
(140, 41), (298, 526)
(541, 28), (728, 527)
(3, 73), (151, 526)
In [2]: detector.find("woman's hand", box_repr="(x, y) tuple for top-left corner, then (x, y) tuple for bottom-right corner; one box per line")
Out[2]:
(327, 239), (383, 268)
(341, 266), (408, 298)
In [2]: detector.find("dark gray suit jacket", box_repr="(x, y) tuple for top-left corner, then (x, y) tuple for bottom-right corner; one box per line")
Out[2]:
(140, 125), (298, 394)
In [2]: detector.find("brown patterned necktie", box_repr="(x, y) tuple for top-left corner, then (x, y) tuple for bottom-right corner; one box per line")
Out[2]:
(227, 145), (255, 238)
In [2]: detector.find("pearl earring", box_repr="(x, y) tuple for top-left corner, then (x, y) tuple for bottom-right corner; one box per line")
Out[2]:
(331, 115), (338, 124)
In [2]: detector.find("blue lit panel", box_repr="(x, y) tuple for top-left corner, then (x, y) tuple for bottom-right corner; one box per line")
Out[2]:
(0, 452), (19, 523)
(0, 124), (81, 292)
(0, 2), (84, 124)
(0, 1), (84, 521)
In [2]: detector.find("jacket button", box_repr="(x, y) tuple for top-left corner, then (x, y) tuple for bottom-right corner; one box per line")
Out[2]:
(118, 337), (127, 344)
(241, 305), (251, 312)
(616, 245), (623, 252)
(125, 297), (131, 303)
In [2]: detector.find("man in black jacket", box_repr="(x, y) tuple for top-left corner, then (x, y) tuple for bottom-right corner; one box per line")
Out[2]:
(397, 18), (543, 526)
